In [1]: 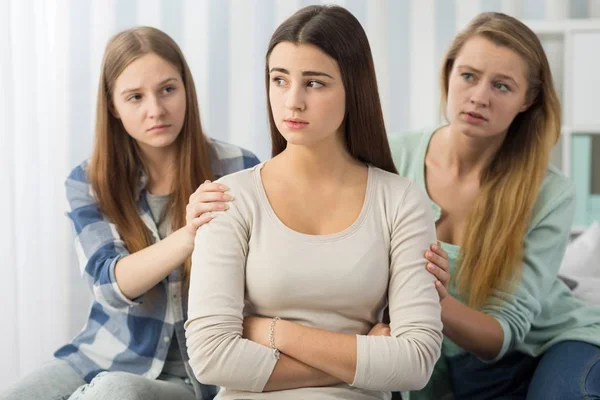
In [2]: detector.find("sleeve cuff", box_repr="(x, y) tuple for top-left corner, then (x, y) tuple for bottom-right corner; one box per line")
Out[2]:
(350, 335), (367, 387)
(481, 316), (511, 363)
(103, 255), (144, 308)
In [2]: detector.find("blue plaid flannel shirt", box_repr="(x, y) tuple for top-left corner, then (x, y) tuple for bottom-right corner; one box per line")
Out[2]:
(55, 139), (260, 399)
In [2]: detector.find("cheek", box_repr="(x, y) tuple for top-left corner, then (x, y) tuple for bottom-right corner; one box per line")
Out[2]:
(121, 116), (140, 133)
(495, 101), (523, 126)
(115, 106), (139, 131)
(445, 90), (459, 119)
(174, 95), (187, 121)
(447, 79), (466, 103)
(318, 91), (345, 126)
(269, 91), (284, 118)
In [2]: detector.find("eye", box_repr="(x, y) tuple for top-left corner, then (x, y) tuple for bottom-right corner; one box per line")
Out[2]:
(307, 80), (324, 88)
(461, 72), (475, 82)
(162, 85), (176, 94)
(272, 77), (286, 86)
(127, 94), (142, 102)
(494, 82), (511, 92)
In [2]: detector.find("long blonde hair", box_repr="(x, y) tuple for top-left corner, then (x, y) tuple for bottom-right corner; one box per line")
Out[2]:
(440, 13), (561, 308)
(89, 26), (214, 279)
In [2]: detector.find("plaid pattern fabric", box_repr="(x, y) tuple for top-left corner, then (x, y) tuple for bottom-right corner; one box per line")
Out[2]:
(55, 139), (260, 398)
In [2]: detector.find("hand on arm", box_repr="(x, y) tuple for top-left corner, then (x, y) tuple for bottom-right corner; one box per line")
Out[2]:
(425, 243), (450, 301)
(424, 241), (503, 360)
(184, 180), (232, 234)
(115, 181), (233, 300)
(423, 185), (576, 362)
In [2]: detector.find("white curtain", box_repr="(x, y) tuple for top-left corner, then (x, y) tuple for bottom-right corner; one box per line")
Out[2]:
(1, 0), (595, 390)
(0, 0), (87, 387)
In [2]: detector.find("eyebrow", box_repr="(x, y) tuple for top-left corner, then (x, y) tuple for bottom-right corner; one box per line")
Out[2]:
(120, 77), (179, 95)
(269, 67), (334, 79)
(457, 65), (520, 87)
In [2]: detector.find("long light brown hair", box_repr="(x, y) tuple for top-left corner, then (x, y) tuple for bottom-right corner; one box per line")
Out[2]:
(440, 13), (561, 308)
(88, 26), (214, 278)
(265, 5), (397, 173)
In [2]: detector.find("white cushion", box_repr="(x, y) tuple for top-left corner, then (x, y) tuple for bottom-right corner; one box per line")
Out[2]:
(559, 221), (600, 305)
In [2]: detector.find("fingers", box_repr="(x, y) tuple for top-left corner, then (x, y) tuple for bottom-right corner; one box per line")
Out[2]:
(425, 247), (449, 272)
(198, 181), (229, 194)
(188, 214), (214, 231)
(196, 191), (232, 203)
(433, 242), (449, 263)
(435, 280), (449, 301)
(189, 180), (229, 204)
(186, 186), (232, 222)
(368, 323), (391, 336)
(186, 202), (229, 223)
(426, 262), (450, 287)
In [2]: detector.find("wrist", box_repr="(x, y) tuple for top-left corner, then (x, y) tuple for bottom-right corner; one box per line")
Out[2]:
(269, 317), (281, 359)
(440, 295), (456, 325)
(176, 227), (195, 253)
(274, 319), (296, 354)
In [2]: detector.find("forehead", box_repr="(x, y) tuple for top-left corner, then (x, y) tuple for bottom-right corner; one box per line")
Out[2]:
(115, 53), (180, 89)
(454, 36), (528, 82)
(268, 42), (340, 76)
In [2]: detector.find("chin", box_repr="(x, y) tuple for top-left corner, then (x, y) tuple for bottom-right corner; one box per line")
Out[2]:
(280, 131), (312, 145)
(149, 135), (180, 149)
(455, 121), (492, 138)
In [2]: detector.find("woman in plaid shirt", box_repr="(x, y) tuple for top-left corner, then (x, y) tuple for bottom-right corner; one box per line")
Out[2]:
(1, 27), (258, 400)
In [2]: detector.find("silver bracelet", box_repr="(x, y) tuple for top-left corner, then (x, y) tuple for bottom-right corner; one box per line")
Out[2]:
(269, 317), (281, 360)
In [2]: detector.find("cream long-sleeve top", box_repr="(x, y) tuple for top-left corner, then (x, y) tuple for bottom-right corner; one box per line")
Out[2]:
(184, 163), (443, 400)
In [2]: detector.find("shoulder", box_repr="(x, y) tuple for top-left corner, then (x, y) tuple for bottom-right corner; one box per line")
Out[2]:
(64, 160), (103, 216)
(370, 167), (414, 196)
(197, 164), (264, 232)
(214, 163), (264, 211)
(65, 160), (96, 205)
(387, 128), (434, 156)
(529, 165), (575, 228)
(541, 165), (575, 200)
(208, 138), (261, 177)
(370, 167), (432, 218)
(387, 128), (435, 178)
(387, 129), (431, 150)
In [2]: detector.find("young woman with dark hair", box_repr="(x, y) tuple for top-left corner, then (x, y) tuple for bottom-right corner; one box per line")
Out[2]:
(184, 5), (443, 400)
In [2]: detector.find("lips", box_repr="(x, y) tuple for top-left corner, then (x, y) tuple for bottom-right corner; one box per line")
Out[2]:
(284, 119), (309, 130)
(285, 118), (308, 124)
(464, 111), (486, 121)
(148, 124), (171, 131)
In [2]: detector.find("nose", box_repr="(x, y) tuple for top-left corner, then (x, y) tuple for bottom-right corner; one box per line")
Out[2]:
(469, 82), (491, 108)
(146, 95), (165, 118)
(285, 84), (306, 112)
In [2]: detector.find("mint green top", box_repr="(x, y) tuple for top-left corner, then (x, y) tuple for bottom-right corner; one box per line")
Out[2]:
(389, 128), (600, 399)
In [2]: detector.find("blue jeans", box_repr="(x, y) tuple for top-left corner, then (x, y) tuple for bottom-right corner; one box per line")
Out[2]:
(0, 358), (199, 400)
(448, 340), (600, 400)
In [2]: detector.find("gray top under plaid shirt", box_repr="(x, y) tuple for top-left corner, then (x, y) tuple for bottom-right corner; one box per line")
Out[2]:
(55, 138), (260, 399)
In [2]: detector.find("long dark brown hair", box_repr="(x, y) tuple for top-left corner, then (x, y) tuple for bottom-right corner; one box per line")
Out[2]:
(88, 26), (214, 279)
(265, 5), (397, 174)
(440, 13), (561, 308)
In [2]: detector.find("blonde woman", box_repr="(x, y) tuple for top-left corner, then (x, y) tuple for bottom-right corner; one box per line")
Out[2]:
(389, 12), (600, 400)
(0, 27), (258, 400)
